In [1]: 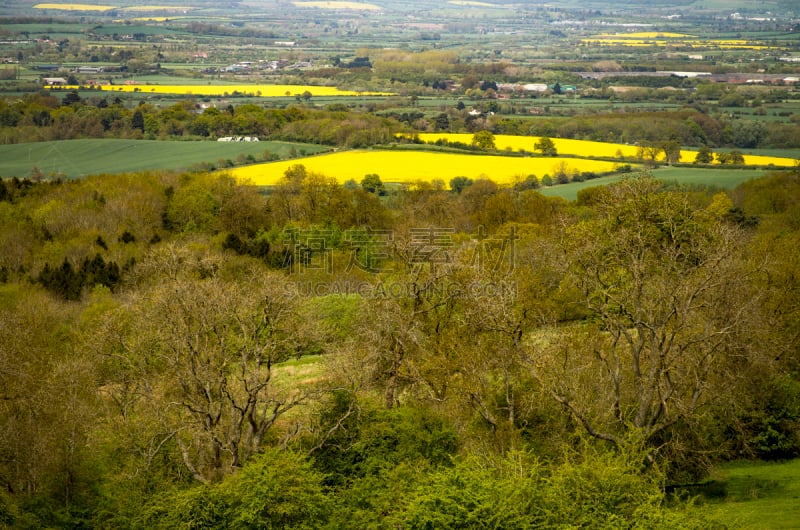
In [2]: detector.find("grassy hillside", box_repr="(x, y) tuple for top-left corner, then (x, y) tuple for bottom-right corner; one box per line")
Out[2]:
(539, 167), (772, 201)
(0, 139), (331, 179)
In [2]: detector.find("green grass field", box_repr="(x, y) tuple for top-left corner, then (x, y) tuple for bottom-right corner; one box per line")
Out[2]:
(539, 167), (773, 201)
(0, 139), (330, 179)
(692, 459), (800, 528)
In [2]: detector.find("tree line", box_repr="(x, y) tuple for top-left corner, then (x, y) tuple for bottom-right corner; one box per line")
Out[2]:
(3, 91), (800, 151)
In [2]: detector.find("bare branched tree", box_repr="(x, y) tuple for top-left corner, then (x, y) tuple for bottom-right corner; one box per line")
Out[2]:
(529, 176), (758, 462)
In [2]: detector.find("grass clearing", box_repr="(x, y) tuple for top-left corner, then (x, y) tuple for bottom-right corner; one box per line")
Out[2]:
(538, 167), (770, 201)
(273, 354), (326, 389)
(691, 459), (800, 528)
(0, 139), (330, 179)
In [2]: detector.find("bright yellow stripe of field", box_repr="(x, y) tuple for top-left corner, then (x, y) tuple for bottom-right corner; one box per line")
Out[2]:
(740, 154), (798, 167)
(34, 3), (114, 10)
(582, 38), (776, 50)
(292, 1), (380, 9)
(45, 85), (390, 97)
(228, 151), (626, 186)
(416, 133), (642, 158)
(415, 134), (798, 167)
(121, 5), (192, 10)
(595, 32), (696, 39)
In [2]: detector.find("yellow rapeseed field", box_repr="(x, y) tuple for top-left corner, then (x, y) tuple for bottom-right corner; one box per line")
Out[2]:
(292, 1), (380, 9)
(739, 154), (799, 167)
(595, 32), (696, 39)
(582, 34), (779, 50)
(416, 133), (642, 158)
(34, 3), (114, 11)
(413, 133), (798, 168)
(45, 84), (392, 97)
(227, 150), (626, 187)
(121, 5), (192, 10)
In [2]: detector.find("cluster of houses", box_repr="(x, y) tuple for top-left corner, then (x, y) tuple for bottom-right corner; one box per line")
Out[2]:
(218, 59), (319, 73)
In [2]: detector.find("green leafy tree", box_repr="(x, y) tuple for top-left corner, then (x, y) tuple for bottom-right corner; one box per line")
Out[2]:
(660, 140), (681, 165)
(471, 130), (496, 150)
(361, 173), (385, 195)
(141, 448), (332, 529)
(717, 150), (745, 165)
(434, 113), (449, 131)
(534, 136), (558, 156)
(62, 90), (81, 106)
(694, 145), (714, 164)
(449, 176), (473, 194)
(400, 444), (709, 528)
(131, 109), (145, 132)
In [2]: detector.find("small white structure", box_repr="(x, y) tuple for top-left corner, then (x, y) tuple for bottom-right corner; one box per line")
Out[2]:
(217, 136), (259, 142)
(522, 83), (549, 92)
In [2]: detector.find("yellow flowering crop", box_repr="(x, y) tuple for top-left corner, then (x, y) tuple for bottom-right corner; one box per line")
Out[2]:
(45, 84), (392, 97)
(227, 150), (626, 186)
(582, 34), (780, 50)
(413, 134), (798, 168)
(416, 133), (642, 158)
(740, 154), (799, 167)
(594, 32), (696, 39)
(34, 3), (114, 10)
(121, 5), (192, 10)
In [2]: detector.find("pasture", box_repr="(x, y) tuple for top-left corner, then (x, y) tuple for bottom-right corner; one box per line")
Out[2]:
(692, 459), (800, 529)
(539, 167), (772, 201)
(0, 139), (329, 179)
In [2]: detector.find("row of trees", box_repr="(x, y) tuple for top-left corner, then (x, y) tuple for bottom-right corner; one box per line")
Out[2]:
(528, 109), (800, 150)
(1, 163), (799, 526)
(3, 91), (799, 150)
(0, 92), (404, 146)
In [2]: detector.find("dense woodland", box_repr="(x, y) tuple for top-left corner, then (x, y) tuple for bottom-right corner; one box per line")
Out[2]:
(1, 162), (799, 527)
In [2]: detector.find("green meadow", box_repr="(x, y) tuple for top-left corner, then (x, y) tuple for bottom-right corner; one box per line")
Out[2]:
(539, 167), (774, 201)
(692, 459), (800, 528)
(0, 139), (330, 179)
